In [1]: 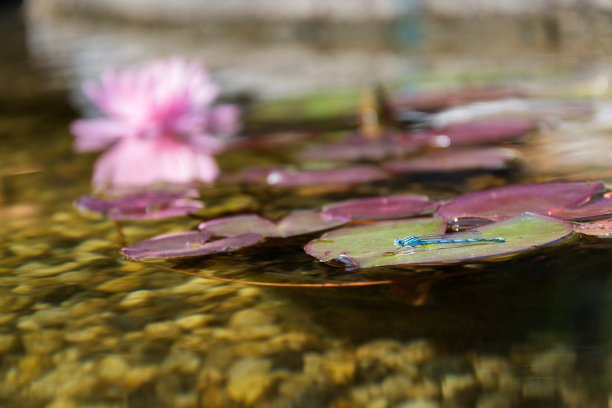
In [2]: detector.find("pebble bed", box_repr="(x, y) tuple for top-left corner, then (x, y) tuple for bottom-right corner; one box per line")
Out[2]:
(1, 207), (610, 407)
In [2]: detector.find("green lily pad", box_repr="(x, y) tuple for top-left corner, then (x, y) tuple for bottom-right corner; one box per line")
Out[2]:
(304, 213), (573, 269)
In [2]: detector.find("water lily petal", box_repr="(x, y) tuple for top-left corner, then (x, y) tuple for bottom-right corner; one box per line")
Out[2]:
(71, 119), (127, 152)
(93, 138), (219, 189)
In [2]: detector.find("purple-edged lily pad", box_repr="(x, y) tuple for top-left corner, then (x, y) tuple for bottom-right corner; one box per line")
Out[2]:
(122, 230), (263, 260)
(551, 196), (612, 221)
(394, 86), (523, 112)
(199, 211), (350, 238)
(419, 120), (535, 147)
(322, 194), (438, 220)
(436, 181), (605, 221)
(305, 213), (573, 269)
(75, 190), (203, 220)
(574, 218), (612, 237)
(239, 165), (389, 187)
(383, 148), (521, 174)
(298, 134), (424, 162)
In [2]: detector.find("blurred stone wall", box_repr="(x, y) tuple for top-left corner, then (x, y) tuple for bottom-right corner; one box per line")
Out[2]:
(26, 0), (612, 22)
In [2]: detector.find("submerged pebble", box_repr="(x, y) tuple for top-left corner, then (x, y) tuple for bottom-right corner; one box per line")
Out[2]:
(226, 358), (275, 404)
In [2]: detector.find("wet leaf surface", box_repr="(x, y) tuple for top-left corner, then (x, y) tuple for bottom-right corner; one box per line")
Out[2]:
(321, 194), (438, 220)
(436, 181), (605, 221)
(421, 120), (535, 147)
(393, 85), (523, 112)
(298, 133), (424, 162)
(122, 231), (263, 260)
(383, 147), (521, 174)
(573, 218), (612, 237)
(237, 165), (389, 187)
(305, 213), (573, 269)
(551, 196), (612, 220)
(75, 190), (203, 220)
(199, 211), (349, 238)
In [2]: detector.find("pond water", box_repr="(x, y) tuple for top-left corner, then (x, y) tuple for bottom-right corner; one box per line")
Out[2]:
(2, 5), (612, 408)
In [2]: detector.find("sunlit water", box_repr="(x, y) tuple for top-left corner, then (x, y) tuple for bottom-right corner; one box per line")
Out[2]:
(1, 6), (612, 408)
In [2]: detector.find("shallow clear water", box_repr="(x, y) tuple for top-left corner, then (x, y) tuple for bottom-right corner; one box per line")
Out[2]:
(2, 6), (612, 408)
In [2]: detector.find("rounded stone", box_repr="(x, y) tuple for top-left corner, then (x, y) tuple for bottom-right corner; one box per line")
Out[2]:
(169, 278), (218, 295)
(176, 314), (215, 330)
(57, 270), (93, 283)
(96, 275), (144, 293)
(75, 238), (112, 252)
(476, 392), (513, 408)
(119, 290), (154, 308)
(530, 345), (576, 376)
(227, 358), (274, 405)
(229, 309), (274, 330)
(397, 399), (441, 408)
(0, 334), (17, 353)
(98, 355), (130, 383)
(441, 373), (477, 400)
(64, 326), (112, 343)
(22, 330), (65, 354)
(144, 321), (182, 339)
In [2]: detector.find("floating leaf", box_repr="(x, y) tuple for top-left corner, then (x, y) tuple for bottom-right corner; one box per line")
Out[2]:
(551, 196), (612, 221)
(199, 211), (349, 238)
(421, 120), (535, 148)
(200, 215), (278, 237)
(574, 218), (612, 237)
(305, 213), (573, 269)
(436, 181), (605, 221)
(322, 195), (438, 220)
(237, 165), (389, 187)
(394, 86), (523, 112)
(299, 134), (424, 162)
(75, 190), (203, 220)
(383, 148), (521, 174)
(122, 231), (263, 260)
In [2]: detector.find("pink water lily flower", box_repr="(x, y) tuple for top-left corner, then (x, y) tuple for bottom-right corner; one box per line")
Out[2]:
(71, 58), (240, 190)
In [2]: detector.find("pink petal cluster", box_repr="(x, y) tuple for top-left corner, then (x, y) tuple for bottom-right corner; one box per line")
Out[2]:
(71, 58), (240, 190)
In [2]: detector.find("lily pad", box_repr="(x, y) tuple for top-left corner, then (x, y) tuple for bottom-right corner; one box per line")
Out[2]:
(436, 181), (605, 221)
(305, 213), (573, 269)
(238, 165), (389, 187)
(122, 231), (262, 260)
(420, 120), (534, 148)
(298, 134), (424, 162)
(75, 190), (203, 220)
(321, 195), (438, 220)
(574, 218), (612, 237)
(550, 196), (612, 221)
(199, 211), (349, 238)
(394, 86), (523, 112)
(383, 148), (521, 174)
